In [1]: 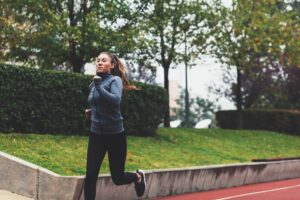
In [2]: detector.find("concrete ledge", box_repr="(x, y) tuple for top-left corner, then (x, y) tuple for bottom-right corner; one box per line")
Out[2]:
(0, 152), (39, 199)
(1, 151), (300, 200)
(0, 190), (34, 200)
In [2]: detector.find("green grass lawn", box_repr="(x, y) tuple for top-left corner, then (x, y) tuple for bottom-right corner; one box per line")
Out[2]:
(1, 128), (300, 176)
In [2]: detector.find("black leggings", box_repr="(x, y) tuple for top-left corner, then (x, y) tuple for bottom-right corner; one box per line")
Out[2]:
(84, 132), (137, 200)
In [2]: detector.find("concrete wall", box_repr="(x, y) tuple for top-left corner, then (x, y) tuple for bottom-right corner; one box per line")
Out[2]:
(1, 151), (300, 200)
(0, 152), (39, 198)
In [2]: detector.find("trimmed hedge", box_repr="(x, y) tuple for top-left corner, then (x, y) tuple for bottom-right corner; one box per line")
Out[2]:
(216, 109), (300, 136)
(0, 64), (167, 136)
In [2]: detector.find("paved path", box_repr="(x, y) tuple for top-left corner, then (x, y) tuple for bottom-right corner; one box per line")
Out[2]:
(155, 178), (300, 200)
(0, 190), (34, 200)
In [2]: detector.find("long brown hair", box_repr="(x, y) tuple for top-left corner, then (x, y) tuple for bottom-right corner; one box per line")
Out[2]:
(100, 52), (138, 90)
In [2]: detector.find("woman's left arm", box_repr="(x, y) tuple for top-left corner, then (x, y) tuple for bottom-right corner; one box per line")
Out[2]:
(95, 77), (122, 106)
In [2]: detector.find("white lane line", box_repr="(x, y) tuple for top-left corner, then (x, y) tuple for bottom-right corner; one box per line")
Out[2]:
(214, 184), (300, 200)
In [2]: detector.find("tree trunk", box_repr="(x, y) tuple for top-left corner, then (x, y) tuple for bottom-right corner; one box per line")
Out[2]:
(69, 43), (83, 73)
(68, 0), (83, 73)
(163, 66), (170, 127)
(236, 67), (243, 129)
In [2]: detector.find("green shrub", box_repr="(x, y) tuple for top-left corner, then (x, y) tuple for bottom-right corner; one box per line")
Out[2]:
(216, 109), (300, 135)
(0, 64), (167, 136)
(122, 82), (168, 136)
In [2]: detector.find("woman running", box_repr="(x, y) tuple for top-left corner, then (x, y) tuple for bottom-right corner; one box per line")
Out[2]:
(84, 52), (146, 200)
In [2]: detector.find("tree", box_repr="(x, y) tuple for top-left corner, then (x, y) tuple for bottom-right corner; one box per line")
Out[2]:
(138, 0), (216, 127)
(0, 0), (32, 62)
(172, 88), (217, 127)
(171, 88), (197, 127)
(211, 0), (300, 126)
(125, 58), (157, 84)
(0, 0), (143, 72)
(194, 97), (218, 121)
(248, 66), (300, 109)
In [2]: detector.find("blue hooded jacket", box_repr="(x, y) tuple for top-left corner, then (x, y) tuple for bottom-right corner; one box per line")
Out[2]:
(88, 73), (124, 134)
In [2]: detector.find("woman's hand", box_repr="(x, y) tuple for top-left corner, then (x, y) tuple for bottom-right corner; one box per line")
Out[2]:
(93, 75), (101, 84)
(85, 109), (92, 119)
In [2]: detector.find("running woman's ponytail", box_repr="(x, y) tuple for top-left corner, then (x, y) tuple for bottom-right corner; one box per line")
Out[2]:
(100, 52), (138, 90)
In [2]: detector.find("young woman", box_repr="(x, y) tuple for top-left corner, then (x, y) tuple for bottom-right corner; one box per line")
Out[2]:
(84, 52), (146, 200)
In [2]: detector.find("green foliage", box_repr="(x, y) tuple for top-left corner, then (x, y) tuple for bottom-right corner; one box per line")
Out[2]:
(216, 109), (300, 135)
(137, 0), (217, 75)
(2, 128), (300, 175)
(134, 0), (218, 126)
(172, 88), (217, 127)
(0, 64), (167, 136)
(238, 67), (300, 110)
(0, 0), (140, 71)
(1, 0), (221, 128)
(211, 0), (300, 110)
(171, 88), (194, 126)
(0, 64), (89, 135)
(194, 97), (218, 121)
(122, 82), (168, 136)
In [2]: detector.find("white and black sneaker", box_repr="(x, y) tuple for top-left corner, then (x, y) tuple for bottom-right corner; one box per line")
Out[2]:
(135, 169), (146, 197)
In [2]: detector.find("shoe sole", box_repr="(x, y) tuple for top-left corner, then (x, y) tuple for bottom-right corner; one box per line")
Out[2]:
(139, 169), (146, 186)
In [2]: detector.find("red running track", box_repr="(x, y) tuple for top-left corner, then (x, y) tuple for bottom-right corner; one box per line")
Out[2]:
(155, 178), (300, 200)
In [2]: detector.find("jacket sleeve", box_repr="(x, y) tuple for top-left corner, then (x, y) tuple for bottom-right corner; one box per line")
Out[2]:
(95, 77), (122, 106)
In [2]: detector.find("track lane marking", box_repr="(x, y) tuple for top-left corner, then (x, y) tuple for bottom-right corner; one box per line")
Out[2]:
(214, 184), (300, 200)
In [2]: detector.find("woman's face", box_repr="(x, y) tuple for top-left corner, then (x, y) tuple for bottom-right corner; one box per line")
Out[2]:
(95, 53), (115, 74)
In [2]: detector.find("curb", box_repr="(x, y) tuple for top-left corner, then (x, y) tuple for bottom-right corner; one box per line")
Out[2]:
(0, 190), (34, 200)
(1, 151), (300, 200)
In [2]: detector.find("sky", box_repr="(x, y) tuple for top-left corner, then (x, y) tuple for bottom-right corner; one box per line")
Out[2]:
(155, 55), (236, 110)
